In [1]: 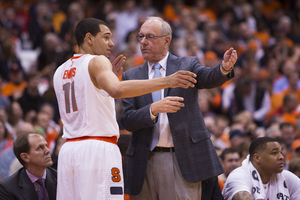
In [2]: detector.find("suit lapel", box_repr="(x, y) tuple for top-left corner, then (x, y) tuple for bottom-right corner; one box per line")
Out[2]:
(137, 62), (153, 104)
(165, 54), (180, 97)
(19, 168), (39, 200)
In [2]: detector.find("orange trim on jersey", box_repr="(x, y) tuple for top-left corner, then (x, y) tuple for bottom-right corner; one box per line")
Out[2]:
(71, 54), (85, 60)
(66, 136), (117, 145)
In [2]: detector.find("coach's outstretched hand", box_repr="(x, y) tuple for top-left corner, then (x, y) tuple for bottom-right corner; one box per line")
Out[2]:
(222, 47), (238, 71)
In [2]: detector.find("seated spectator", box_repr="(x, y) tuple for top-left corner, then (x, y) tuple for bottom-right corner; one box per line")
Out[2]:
(281, 71), (300, 102)
(0, 30), (23, 83)
(219, 148), (241, 184)
(42, 74), (60, 124)
(288, 157), (300, 178)
(18, 72), (45, 119)
(280, 122), (296, 159)
(40, 103), (61, 135)
(115, 0), (140, 51)
(27, 2), (54, 49)
(0, 119), (13, 154)
(12, 0), (31, 34)
(49, 0), (67, 34)
(276, 137), (289, 170)
(229, 129), (251, 150)
(273, 59), (300, 94)
(259, 58), (280, 84)
(37, 33), (71, 81)
(0, 122), (34, 180)
(237, 141), (251, 162)
(223, 75), (271, 127)
(222, 137), (300, 200)
(192, 0), (217, 23)
(270, 93), (300, 126)
(59, 2), (84, 41)
(136, 0), (157, 17)
(1, 64), (27, 101)
(265, 124), (282, 138)
(6, 101), (24, 135)
(0, 109), (14, 138)
(0, 7), (22, 39)
(0, 132), (57, 199)
(50, 131), (65, 170)
(291, 139), (300, 159)
(34, 111), (58, 152)
(0, 76), (10, 110)
(214, 115), (231, 149)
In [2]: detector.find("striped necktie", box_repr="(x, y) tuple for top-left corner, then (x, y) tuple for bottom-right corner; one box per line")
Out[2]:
(34, 178), (49, 200)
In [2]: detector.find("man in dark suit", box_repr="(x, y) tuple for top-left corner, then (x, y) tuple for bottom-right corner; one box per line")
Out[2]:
(0, 132), (57, 200)
(121, 16), (237, 199)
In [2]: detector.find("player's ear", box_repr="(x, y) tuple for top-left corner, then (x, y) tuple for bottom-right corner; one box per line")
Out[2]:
(253, 153), (260, 164)
(85, 33), (93, 45)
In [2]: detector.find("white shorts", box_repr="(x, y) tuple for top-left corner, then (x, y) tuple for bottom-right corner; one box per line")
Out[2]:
(57, 139), (124, 200)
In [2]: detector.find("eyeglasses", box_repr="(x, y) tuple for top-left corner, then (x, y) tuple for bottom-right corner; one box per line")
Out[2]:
(136, 34), (168, 42)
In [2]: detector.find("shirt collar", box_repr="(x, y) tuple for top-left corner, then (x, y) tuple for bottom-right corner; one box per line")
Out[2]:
(148, 52), (169, 72)
(26, 169), (47, 183)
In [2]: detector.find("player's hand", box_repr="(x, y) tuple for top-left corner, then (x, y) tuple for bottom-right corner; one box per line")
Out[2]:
(222, 47), (238, 71)
(111, 55), (125, 77)
(151, 96), (185, 115)
(166, 70), (197, 88)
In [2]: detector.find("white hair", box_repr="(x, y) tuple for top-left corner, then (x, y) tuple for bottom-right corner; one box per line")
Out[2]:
(145, 16), (172, 40)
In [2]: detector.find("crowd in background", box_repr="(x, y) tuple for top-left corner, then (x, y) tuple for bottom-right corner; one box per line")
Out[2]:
(0, 0), (300, 190)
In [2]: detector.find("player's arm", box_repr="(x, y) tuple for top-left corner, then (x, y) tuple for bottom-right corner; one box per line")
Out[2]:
(232, 191), (254, 200)
(89, 56), (197, 99)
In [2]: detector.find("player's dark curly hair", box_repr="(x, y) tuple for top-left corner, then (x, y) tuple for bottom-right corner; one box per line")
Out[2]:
(249, 137), (277, 161)
(75, 18), (108, 46)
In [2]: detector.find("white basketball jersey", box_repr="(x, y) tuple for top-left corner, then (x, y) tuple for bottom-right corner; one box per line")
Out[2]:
(53, 54), (119, 139)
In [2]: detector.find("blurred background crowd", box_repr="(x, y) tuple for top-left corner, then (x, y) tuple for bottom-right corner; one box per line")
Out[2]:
(0, 0), (300, 189)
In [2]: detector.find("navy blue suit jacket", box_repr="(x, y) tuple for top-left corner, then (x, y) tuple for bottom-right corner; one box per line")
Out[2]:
(0, 167), (57, 200)
(121, 53), (233, 195)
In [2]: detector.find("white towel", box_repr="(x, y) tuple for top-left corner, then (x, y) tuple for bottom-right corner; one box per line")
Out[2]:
(241, 155), (290, 200)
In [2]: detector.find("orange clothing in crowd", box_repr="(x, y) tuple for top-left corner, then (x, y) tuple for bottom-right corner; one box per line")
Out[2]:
(1, 82), (27, 97)
(285, 38), (294, 48)
(254, 31), (271, 47)
(269, 92), (285, 114)
(52, 11), (67, 34)
(220, 79), (232, 90)
(163, 4), (190, 23)
(219, 132), (231, 148)
(218, 179), (224, 192)
(262, 0), (281, 19)
(268, 106), (300, 126)
(0, 139), (13, 152)
(163, 4), (180, 23)
(197, 9), (217, 22)
(46, 129), (59, 148)
(259, 69), (281, 81)
(281, 89), (300, 103)
(212, 93), (221, 109)
(282, 113), (298, 126)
